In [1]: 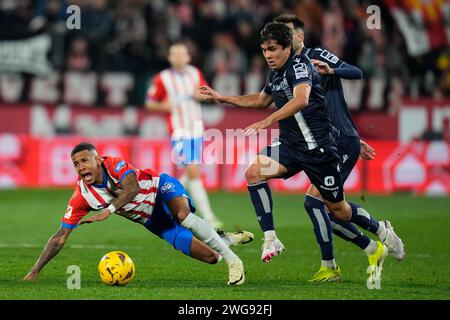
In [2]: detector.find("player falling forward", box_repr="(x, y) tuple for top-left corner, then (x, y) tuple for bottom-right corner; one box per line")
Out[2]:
(146, 41), (224, 230)
(23, 142), (252, 285)
(199, 22), (401, 284)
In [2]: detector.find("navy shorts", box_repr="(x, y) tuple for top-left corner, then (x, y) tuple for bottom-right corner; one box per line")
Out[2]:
(259, 140), (344, 202)
(336, 135), (360, 182)
(144, 173), (196, 256)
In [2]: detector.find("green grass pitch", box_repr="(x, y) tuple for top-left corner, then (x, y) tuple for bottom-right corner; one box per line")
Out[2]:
(0, 189), (449, 300)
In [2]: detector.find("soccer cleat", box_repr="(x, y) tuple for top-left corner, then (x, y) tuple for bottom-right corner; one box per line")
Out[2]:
(227, 259), (245, 286)
(225, 231), (254, 247)
(261, 238), (285, 263)
(308, 266), (342, 283)
(367, 240), (388, 286)
(379, 220), (405, 261)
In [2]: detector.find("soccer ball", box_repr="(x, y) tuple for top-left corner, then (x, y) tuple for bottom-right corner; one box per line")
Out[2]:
(98, 251), (135, 286)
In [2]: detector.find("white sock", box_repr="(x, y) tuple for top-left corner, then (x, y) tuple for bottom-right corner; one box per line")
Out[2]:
(187, 179), (219, 222)
(321, 259), (337, 269)
(363, 239), (378, 255)
(264, 230), (277, 241)
(219, 233), (233, 247)
(181, 213), (238, 263)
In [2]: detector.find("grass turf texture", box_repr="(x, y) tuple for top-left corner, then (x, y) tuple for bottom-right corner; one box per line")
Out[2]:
(0, 189), (449, 300)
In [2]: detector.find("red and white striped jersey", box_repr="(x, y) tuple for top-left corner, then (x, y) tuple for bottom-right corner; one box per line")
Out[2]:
(61, 156), (160, 228)
(146, 65), (208, 139)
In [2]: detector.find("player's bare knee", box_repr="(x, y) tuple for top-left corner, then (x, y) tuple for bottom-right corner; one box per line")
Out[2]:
(245, 165), (262, 184)
(329, 206), (351, 221)
(205, 252), (220, 264)
(174, 210), (189, 222)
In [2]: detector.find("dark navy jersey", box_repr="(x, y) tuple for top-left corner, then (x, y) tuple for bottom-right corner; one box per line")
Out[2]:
(263, 51), (333, 151)
(304, 47), (360, 138)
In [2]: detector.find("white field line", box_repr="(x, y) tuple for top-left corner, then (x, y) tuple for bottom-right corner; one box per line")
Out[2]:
(0, 243), (144, 250)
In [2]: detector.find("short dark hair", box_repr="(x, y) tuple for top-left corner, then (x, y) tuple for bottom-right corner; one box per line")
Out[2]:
(274, 13), (305, 31)
(71, 142), (98, 157)
(260, 21), (293, 49)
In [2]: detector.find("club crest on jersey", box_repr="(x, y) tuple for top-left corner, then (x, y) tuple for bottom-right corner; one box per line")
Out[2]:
(161, 182), (175, 194)
(293, 62), (308, 79)
(115, 160), (126, 172)
(324, 176), (335, 187)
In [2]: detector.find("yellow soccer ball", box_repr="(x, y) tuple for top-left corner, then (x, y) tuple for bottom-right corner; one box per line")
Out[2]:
(98, 251), (135, 286)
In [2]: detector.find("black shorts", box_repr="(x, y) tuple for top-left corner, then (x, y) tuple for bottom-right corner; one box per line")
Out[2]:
(336, 135), (360, 182)
(259, 140), (344, 202)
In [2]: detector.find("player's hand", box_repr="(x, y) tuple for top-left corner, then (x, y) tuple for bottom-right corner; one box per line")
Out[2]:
(23, 271), (38, 281)
(311, 59), (334, 75)
(194, 87), (216, 103)
(360, 140), (376, 160)
(244, 118), (272, 136)
(78, 219), (92, 225)
(198, 86), (222, 103)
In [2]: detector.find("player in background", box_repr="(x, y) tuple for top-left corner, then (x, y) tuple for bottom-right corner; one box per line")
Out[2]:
(23, 142), (251, 286)
(272, 13), (404, 281)
(145, 41), (224, 230)
(199, 22), (388, 284)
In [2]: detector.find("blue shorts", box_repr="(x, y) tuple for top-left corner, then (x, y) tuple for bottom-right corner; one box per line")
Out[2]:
(144, 173), (196, 256)
(336, 135), (360, 182)
(171, 138), (203, 166)
(259, 140), (344, 203)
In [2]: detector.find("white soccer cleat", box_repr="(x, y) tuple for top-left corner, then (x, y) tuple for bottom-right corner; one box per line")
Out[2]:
(227, 259), (245, 286)
(261, 238), (285, 263)
(379, 220), (405, 261)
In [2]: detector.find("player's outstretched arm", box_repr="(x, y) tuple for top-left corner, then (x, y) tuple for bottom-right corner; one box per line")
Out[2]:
(79, 173), (141, 225)
(199, 86), (273, 109)
(311, 59), (363, 80)
(23, 227), (72, 281)
(244, 83), (310, 135)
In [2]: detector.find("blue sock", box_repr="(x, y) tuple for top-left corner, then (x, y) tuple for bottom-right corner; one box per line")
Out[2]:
(348, 202), (380, 234)
(304, 195), (334, 260)
(329, 215), (371, 250)
(247, 182), (274, 232)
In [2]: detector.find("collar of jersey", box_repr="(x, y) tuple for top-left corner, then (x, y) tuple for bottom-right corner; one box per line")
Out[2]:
(300, 46), (310, 56)
(92, 166), (107, 188)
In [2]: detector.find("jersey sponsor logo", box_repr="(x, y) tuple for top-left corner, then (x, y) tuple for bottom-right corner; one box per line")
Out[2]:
(324, 176), (335, 187)
(319, 50), (339, 64)
(271, 78), (289, 91)
(293, 62), (308, 79)
(115, 160), (126, 172)
(64, 205), (73, 219)
(160, 182), (175, 194)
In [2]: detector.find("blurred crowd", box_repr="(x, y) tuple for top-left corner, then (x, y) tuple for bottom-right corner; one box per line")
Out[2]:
(0, 0), (449, 108)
